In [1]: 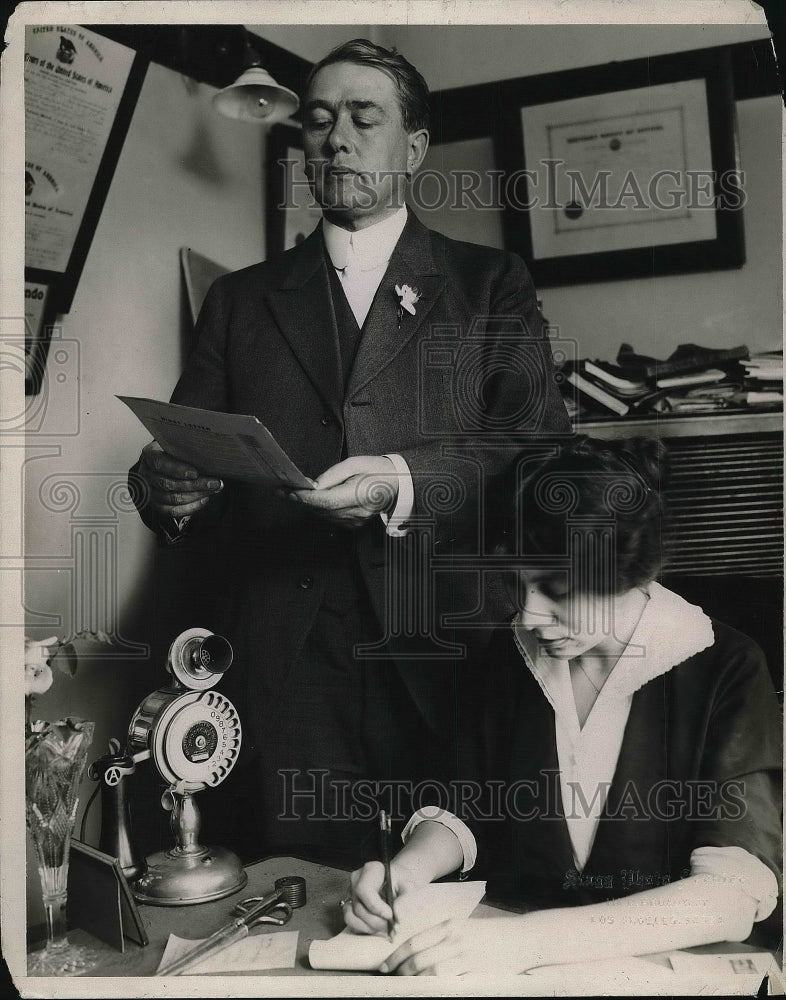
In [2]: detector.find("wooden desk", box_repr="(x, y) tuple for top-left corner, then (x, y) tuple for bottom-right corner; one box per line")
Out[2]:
(56, 855), (777, 985)
(69, 855), (364, 977)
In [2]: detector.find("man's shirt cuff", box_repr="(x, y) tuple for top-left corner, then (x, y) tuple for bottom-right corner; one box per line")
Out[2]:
(379, 453), (415, 536)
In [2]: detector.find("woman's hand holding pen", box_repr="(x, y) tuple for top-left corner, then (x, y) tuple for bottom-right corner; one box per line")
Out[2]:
(342, 859), (429, 936)
(344, 862), (525, 975)
(342, 816), (481, 969)
(379, 916), (523, 976)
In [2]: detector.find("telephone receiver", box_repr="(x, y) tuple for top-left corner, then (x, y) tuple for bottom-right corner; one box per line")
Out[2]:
(89, 628), (246, 905)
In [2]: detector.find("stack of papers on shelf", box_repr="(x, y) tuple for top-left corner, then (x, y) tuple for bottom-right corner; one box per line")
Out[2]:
(557, 342), (783, 419)
(615, 342), (749, 380)
(655, 368), (726, 389)
(741, 350), (783, 407)
(743, 350), (783, 381)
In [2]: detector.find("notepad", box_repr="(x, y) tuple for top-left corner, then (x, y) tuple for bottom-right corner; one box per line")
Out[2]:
(156, 930), (299, 975)
(308, 881), (486, 972)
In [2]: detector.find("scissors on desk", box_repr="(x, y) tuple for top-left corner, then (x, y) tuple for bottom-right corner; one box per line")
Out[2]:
(156, 875), (307, 976)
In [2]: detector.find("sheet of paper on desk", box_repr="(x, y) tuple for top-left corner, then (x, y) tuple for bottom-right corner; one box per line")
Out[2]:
(523, 956), (676, 985)
(118, 396), (315, 489)
(308, 881), (486, 972)
(667, 950), (776, 980)
(156, 930), (299, 975)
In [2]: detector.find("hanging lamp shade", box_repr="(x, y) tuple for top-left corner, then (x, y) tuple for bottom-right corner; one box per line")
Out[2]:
(212, 65), (299, 124)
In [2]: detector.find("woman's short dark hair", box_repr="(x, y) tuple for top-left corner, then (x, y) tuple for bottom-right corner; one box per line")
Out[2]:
(499, 436), (668, 594)
(304, 38), (430, 133)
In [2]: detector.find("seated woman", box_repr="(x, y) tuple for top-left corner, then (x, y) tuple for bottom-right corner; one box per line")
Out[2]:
(343, 436), (782, 976)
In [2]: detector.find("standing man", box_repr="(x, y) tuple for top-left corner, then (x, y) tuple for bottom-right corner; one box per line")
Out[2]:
(131, 39), (571, 866)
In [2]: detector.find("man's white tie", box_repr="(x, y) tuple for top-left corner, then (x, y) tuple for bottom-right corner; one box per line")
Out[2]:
(338, 236), (360, 325)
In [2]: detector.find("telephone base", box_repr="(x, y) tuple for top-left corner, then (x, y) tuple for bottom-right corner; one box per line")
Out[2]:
(132, 844), (248, 906)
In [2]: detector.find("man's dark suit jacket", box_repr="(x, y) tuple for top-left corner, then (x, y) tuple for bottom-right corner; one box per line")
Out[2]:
(132, 209), (572, 756)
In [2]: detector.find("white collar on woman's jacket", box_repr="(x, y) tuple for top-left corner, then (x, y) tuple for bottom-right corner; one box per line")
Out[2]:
(512, 581), (715, 702)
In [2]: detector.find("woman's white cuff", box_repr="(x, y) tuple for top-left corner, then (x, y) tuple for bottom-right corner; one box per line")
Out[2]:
(690, 845), (779, 922)
(401, 806), (477, 873)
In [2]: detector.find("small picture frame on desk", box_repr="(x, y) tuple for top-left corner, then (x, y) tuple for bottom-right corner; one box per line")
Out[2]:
(67, 840), (148, 952)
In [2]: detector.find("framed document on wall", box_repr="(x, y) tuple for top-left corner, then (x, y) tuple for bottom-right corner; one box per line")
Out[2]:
(266, 123), (321, 256)
(494, 46), (745, 286)
(24, 24), (148, 314)
(23, 280), (55, 395)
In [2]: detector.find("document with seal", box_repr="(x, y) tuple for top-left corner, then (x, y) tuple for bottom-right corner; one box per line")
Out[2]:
(119, 396), (315, 489)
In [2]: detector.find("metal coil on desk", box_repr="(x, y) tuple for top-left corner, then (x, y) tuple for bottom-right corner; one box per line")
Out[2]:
(274, 875), (307, 908)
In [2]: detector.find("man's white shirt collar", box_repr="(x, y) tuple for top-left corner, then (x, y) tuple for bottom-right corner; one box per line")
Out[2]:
(322, 206), (408, 271)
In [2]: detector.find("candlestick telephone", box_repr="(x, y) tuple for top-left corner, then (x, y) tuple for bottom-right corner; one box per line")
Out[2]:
(89, 627), (247, 905)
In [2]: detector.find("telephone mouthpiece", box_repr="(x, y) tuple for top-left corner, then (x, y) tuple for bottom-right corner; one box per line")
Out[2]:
(192, 634), (233, 674)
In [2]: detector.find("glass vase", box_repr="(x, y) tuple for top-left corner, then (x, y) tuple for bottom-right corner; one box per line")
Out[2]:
(25, 718), (97, 976)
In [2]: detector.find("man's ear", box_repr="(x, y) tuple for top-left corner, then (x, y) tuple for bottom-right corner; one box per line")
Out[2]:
(407, 129), (430, 176)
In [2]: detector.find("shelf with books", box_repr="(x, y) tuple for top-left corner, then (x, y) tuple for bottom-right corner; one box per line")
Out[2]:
(557, 345), (783, 422)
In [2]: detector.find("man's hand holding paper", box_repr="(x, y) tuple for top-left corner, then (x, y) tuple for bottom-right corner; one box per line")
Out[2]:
(289, 456), (401, 529)
(139, 440), (224, 518)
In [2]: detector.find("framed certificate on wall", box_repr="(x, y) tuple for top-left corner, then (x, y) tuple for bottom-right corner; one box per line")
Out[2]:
(494, 46), (745, 286)
(24, 24), (148, 313)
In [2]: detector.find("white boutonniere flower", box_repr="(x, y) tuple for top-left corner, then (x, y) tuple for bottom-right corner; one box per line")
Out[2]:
(395, 284), (421, 326)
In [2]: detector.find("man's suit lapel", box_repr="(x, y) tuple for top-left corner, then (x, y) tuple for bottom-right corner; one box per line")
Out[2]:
(264, 214), (446, 414)
(265, 225), (344, 421)
(348, 212), (445, 397)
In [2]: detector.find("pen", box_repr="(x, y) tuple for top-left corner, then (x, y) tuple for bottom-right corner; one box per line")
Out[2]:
(379, 810), (396, 942)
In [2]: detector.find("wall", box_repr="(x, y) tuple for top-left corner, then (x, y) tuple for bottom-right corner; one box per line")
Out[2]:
(240, 22), (781, 359)
(248, 23), (376, 61)
(382, 22), (781, 359)
(377, 23), (772, 90)
(23, 56), (266, 927)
